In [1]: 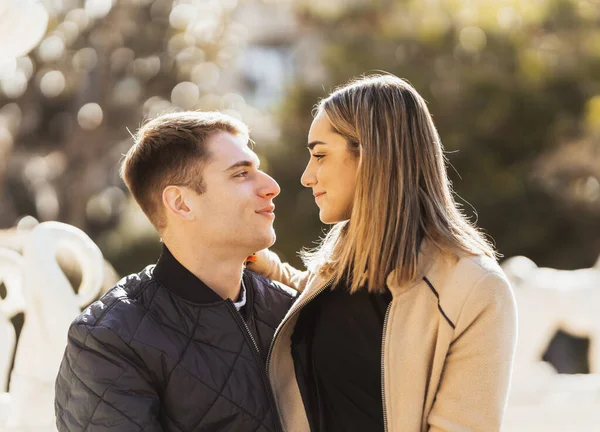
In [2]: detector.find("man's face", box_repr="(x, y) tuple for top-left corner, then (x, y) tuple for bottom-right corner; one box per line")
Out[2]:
(185, 131), (280, 254)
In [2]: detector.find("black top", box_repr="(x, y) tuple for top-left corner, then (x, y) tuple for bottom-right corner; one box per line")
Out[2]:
(291, 281), (393, 432)
(55, 245), (296, 432)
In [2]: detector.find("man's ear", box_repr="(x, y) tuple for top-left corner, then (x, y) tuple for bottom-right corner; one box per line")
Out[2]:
(162, 186), (195, 221)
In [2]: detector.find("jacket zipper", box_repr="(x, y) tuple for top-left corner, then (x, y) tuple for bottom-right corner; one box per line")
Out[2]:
(381, 302), (392, 432)
(227, 300), (283, 432)
(265, 276), (335, 431)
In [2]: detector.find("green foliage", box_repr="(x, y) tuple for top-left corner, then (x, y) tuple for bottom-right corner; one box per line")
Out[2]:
(270, 0), (600, 269)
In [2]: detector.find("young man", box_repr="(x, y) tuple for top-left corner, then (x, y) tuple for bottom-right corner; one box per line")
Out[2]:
(54, 112), (296, 432)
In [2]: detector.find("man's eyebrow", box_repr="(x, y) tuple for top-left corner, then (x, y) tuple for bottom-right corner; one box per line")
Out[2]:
(223, 159), (260, 172)
(307, 141), (326, 150)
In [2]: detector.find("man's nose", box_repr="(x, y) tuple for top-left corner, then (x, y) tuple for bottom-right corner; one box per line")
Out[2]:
(258, 172), (280, 199)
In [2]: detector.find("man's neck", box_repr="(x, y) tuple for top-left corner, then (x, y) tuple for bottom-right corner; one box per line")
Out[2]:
(164, 240), (245, 302)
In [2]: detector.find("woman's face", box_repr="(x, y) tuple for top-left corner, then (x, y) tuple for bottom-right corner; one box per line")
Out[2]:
(301, 110), (359, 224)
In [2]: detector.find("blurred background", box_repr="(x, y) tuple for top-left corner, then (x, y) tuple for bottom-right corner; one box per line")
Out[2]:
(1, 0), (600, 428)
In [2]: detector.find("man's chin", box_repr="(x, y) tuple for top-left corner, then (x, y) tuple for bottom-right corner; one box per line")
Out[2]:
(264, 231), (276, 248)
(256, 231), (276, 251)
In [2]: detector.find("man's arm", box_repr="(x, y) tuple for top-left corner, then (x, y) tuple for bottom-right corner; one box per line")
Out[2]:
(55, 321), (163, 432)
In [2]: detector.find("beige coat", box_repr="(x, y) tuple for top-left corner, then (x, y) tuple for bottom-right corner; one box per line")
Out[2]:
(256, 241), (518, 432)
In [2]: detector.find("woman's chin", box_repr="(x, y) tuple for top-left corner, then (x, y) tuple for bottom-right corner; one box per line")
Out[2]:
(319, 210), (346, 225)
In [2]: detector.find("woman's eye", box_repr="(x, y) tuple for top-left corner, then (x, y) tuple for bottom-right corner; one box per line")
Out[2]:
(312, 154), (325, 160)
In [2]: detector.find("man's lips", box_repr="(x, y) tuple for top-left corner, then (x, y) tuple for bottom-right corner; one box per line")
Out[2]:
(256, 205), (275, 219)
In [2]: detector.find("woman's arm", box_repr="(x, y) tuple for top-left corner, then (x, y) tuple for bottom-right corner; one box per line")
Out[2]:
(247, 249), (312, 293)
(427, 271), (518, 432)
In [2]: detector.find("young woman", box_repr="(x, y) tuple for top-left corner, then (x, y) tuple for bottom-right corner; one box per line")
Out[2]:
(250, 74), (517, 432)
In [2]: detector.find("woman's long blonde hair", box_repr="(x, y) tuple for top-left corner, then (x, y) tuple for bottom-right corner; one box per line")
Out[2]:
(301, 74), (496, 293)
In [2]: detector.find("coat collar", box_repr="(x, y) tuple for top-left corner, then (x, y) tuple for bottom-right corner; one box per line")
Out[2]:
(385, 239), (457, 297)
(297, 239), (457, 300)
(153, 244), (249, 305)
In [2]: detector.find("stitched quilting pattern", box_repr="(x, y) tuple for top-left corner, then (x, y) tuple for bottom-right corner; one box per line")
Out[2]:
(55, 268), (295, 432)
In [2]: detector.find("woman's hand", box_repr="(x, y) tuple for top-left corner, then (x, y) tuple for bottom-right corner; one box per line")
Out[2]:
(245, 249), (272, 276)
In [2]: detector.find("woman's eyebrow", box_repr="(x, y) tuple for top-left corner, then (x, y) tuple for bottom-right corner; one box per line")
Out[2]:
(307, 141), (326, 150)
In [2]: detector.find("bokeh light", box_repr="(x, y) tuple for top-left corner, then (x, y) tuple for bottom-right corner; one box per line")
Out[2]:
(84, 0), (114, 20)
(65, 8), (91, 32)
(169, 3), (197, 30)
(0, 58), (17, 80)
(459, 26), (487, 53)
(191, 62), (220, 90)
(17, 56), (35, 80)
(112, 77), (141, 106)
(40, 70), (66, 98)
(0, 0), (48, 58)
(37, 36), (66, 63)
(77, 103), (103, 130)
(1, 71), (28, 99)
(171, 81), (200, 109)
(73, 47), (98, 71)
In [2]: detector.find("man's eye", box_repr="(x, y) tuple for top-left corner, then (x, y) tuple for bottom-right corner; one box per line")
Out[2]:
(234, 171), (249, 178)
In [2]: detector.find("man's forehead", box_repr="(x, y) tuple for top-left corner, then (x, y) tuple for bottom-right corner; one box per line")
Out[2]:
(207, 132), (259, 167)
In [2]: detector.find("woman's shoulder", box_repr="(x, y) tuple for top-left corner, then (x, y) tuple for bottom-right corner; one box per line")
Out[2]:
(424, 247), (514, 323)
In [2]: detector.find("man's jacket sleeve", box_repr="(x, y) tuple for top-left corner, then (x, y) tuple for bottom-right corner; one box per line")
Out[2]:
(55, 321), (163, 432)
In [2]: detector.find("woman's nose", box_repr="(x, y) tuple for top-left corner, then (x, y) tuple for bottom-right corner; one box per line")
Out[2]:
(301, 163), (316, 188)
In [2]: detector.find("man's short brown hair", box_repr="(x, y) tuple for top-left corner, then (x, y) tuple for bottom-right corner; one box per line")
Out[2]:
(120, 111), (249, 230)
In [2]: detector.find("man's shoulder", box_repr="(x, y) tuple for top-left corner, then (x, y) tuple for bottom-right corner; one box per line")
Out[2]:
(244, 269), (297, 300)
(70, 265), (160, 339)
(244, 269), (296, 331)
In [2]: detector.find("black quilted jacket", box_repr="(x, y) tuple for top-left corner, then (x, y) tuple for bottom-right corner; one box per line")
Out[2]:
(55, 246), (296, 432)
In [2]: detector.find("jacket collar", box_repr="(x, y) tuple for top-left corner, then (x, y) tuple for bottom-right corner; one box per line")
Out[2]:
(152, 244), (225, 304)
